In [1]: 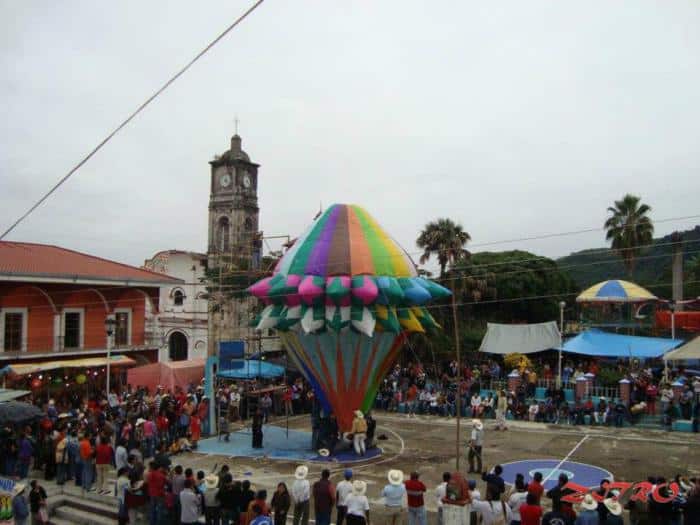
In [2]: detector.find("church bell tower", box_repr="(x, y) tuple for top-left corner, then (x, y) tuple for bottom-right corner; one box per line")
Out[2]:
(207, 132), (261, 353)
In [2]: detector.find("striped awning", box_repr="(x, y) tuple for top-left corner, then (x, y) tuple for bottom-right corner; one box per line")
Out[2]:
(0, 355), (135, 376)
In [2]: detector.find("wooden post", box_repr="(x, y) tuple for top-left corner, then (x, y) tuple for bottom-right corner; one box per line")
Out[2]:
(451, 290), (461, 471)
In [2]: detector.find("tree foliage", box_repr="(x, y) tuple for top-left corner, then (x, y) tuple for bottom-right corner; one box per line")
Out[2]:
(604, 194), (654, 276)
(417, 218), (471, 278)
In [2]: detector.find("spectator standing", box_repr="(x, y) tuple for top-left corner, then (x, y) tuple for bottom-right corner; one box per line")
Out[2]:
(482, 466), (506, 500)
(528, 472), (545, 505)
(335, 469), (354, 525)
(602, 499), (623, 525)
(180, 479), (202, 525)
(146, 462), (167, 525)
(345, 480), (370, 525)
(472, 485), (513, 525)
(546, 474), (569, 512)
(271, 482), (291, 525)
(434, 472), (451, 525)
(95, 436), (114, 495)
(574, 494), (599, 525)
(468, 419), (484, 474)
(79, 433), (94, 492)
(251, 504), (273, 525)
(28, 480), (48, 525)
(291, 465), (311, 525)
(382, 470), (406, 525)
(312, 469), (335, 525)
(519, 493), (543, 525)
(404, 471), (427, 525)
(203, 474), (220, 525)
(12, 483), (29, 525)
(508, 476), (528, 525)
(496, 390), (508, 431)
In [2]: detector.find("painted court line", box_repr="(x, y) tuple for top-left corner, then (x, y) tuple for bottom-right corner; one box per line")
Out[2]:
(542, 434), (590, 484)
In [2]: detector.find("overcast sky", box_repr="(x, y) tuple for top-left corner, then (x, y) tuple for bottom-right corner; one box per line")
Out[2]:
(1, 1), (699, 272)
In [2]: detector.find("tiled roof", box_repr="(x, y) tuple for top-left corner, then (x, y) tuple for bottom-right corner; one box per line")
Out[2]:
(0, 242), (182, 285)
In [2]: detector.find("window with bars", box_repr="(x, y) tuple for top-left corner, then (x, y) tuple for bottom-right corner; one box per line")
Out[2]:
(3, 313), (23, 351)
(64, 312), (81, 348)
(115, 311), (129, 346)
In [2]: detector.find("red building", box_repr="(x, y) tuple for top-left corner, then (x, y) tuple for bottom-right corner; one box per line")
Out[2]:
(0, 242), (182, 369)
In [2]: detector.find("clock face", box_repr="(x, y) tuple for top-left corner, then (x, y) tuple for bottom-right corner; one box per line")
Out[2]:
(219, 173), (231, 188)
(243, 174), (252, 188)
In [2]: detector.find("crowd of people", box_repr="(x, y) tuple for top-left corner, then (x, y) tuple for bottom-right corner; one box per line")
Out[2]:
(374, 358), (700, 432)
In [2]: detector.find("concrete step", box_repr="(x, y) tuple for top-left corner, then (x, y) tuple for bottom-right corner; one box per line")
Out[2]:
(62, 494), (118, 517)
(53, 505), (116, 525)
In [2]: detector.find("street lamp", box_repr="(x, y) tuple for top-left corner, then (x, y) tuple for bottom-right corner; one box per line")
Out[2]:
(558, 301), (566, 388)
(104, 315), (116, 399)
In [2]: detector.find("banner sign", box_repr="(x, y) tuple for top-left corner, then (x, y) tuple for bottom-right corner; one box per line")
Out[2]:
(218, 340), (245, 371)
(0, 477), (16, 524)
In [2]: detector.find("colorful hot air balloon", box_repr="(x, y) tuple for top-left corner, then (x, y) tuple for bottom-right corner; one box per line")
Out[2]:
(248, 204), (450, 431)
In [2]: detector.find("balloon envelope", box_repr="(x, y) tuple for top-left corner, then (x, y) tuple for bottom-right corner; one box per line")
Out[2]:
(280, 329), (404, 431)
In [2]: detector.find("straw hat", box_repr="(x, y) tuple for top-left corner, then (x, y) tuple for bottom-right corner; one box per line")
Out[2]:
(388, 469), (404, 486)
(472, 419), (483, 430)
(13, 483), (26, 496)
(136, 418), (146, 426)
(580, 494), (598, 511)
(205, 474), (219, 489)
(318, 448), (330, 457)
(354, 410), (364, 418)
(295, 465), (309, 480)
(57, 413), (70, 419)
(603, 498), (622, 516)
(352, 480), (367, 496)
(48, 399), (55, 406)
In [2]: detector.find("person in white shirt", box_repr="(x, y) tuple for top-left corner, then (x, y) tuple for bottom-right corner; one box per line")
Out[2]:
(528, 403), (539, 422)
(179, 479), (202, 525)
(507, 477), (528, 524)
(336, 469), (354, 525)
(468, 419), (484, 474)
(345, 480), (370, 525)
(472, 486), (513, 525)
(229, 388), (241, 421)
(471, 394), (482, 418)
(434, 472), (450, 525)
(291, 465), (311, 525)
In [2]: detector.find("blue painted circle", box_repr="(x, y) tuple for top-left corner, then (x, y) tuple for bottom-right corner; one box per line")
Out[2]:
(501, 460), (612, 490)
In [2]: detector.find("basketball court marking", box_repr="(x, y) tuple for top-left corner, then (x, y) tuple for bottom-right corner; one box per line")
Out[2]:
(542, 434), (589, 484)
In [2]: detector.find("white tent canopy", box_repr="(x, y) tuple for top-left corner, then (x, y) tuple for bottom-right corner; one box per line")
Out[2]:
(663, 336), (700, 361)
(479, 321), (561, 355)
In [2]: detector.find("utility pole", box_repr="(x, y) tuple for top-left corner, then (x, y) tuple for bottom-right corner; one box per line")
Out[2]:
(452, 288), (462, 471)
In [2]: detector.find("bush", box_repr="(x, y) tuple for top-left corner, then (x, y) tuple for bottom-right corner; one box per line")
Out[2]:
(597, 367), (623, 387)
(504, 353), (532, 373)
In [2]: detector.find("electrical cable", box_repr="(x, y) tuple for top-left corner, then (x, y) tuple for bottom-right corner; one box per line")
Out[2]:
(0, 0), (267, 241)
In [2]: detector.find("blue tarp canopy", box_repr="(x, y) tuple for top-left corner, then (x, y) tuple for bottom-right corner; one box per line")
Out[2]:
(562, 329), (683, 358)
(217, 359), (285, 380)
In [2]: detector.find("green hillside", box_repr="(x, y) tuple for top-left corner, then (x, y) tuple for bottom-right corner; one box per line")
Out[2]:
(556, 225), (700, 297)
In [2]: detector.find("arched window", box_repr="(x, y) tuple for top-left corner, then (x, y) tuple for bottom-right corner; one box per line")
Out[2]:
(218, 217), (230, 252)
(173, 289), (184, 306)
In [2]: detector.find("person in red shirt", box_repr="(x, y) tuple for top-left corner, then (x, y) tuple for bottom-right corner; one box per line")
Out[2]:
(519, 492), (543, 525)
(190, 414), (201, 447)
(147, 462), (167, 523)
(95, 436), (114, 495)
(79, 435), (94, 492)
(646, 383), (658, 414)
(527, 472), (544, 504)
(404, 471), (427, 523)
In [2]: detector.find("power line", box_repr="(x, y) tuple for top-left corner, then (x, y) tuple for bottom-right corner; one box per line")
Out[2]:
(0, 0), (267, 241)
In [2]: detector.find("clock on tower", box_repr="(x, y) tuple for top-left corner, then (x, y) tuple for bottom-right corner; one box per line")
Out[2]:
(207, 133), (260, 268)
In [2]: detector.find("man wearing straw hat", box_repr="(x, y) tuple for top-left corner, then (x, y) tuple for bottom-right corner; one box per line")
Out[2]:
(468, 419), (484, 474)
(576, 494), (599, 525)
(382, 470), (406, 525)
(345, 480), (370, 525)
(292, 465), (311, 525)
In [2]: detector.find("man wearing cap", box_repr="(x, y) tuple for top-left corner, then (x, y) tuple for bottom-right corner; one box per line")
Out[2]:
(292, 465), (311, 525)
(405, 471), (427, 525)
(382, 470), (406, 525)
(336, 469), (354, 525)
(468, 419), (484, 474)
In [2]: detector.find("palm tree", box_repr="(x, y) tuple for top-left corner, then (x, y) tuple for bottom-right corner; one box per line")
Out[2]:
(417, 218), (471, 278)
(604, 194), (654, 276)
(416, 218), (470, 469)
